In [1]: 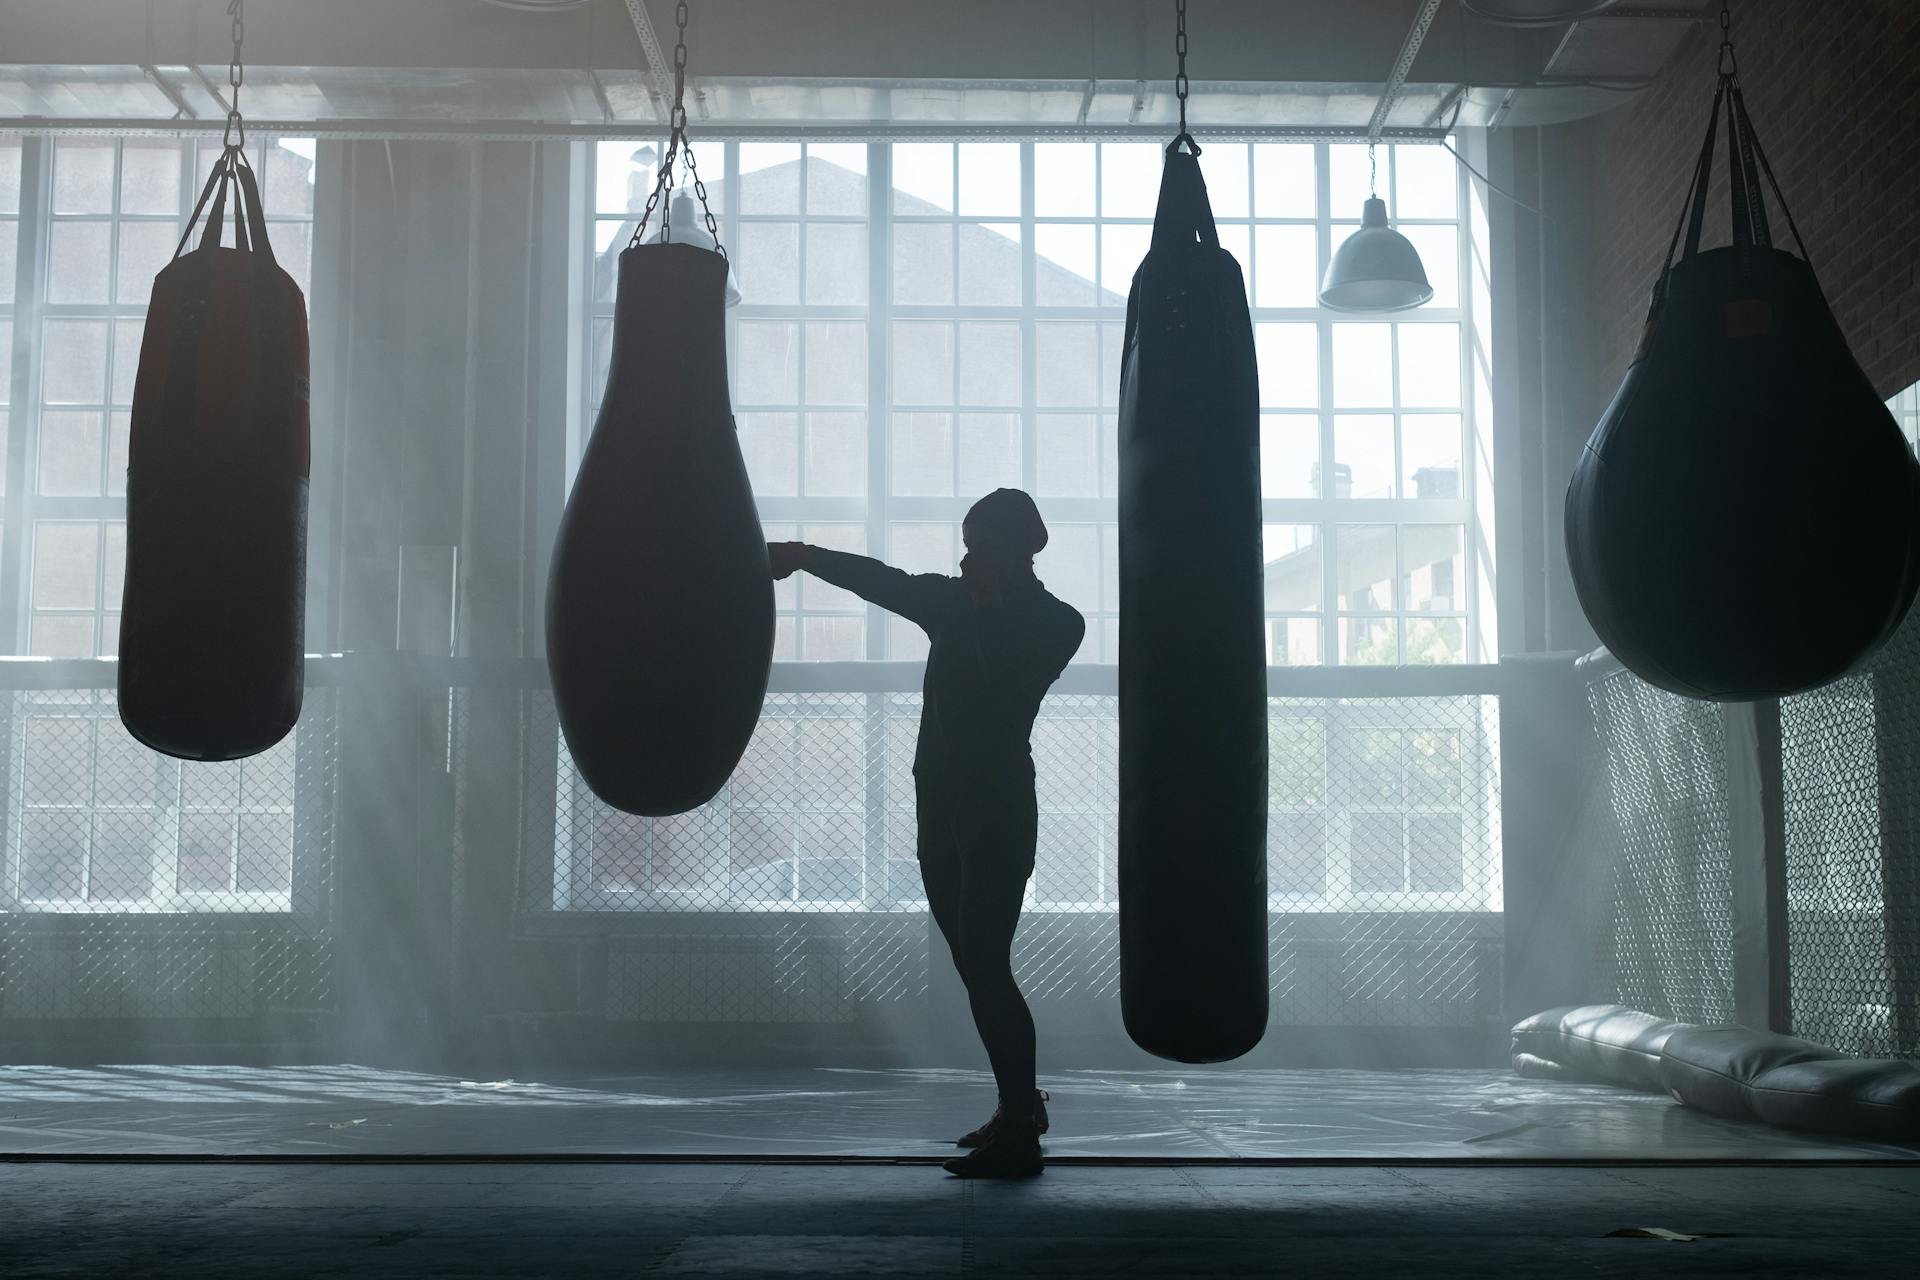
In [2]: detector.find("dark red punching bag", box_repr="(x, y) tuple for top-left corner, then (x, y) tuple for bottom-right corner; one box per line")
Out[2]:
(119, 148), (308, 761)
(545, 241), (774, 816)
(1566, 77), (1920, 701)
(1117, 139), (1269, 1064)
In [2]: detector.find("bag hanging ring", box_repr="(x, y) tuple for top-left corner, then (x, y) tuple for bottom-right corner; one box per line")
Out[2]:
(1167, 0), (1201, 157)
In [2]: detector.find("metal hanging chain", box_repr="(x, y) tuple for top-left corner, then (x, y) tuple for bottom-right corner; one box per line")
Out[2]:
(1174, 0), (1189, 136)
(1717, 0), (1738, 80)
(629, 0), (725, 256)
(223, 0), (246, 150)
(1369, 143), (1378, 196)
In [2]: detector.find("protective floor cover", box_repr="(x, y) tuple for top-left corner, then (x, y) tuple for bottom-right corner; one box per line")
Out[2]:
(1, 1066), (1914, 1161)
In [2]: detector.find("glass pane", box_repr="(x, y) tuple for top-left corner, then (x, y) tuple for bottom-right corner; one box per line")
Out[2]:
(1334, 414), (1395, 500)
(20, 812), (88, 900)
(1404, 616), (1467, 665)
(37, 410), (104, 497)
(589, 316), (611, 408)
(1197, 143), (1250, 218)
(892, 222), (952, 305)
(116, 220), (176, 306)
(1402, 413), (1462, 499)
(1398, 323), (1461, 408)
(740, 143), (801, 214)
(1035, 223), (1096, 306)
(1253, 323), (1317, 408)
(0, 317), (11, 403)
(47, 222), (111, 304)
(805, 222), (867, 306)
(739, 411), (799, 496)
(33, 520), (99, 608)
(266, 138), (318, 216)
(1263, 524), (1321, 613)
(52, 140), (115, 214)
(1261, 414), (1319, 500)
(892, 143), (953, 213)
(1254, 144), (1316, 218)
(596, 140), (652, 215)
(797, 522), (867, 612)
(30, 614), (95, 657)
(890, 412), (953, 496)
(804, 412), (866, 497)
(807, 143), (868, 216)
(957, 143), (1019, 217)
(890, 521), (957, 574)
(23, 716), (90, 806)
(241, 734), (297, 807)
(891, 321), (953, 405)
(1100, 144), (1160, 219)
(1394, 143), (1459, 220)
(735, 321), (799, 404)
(958, 222), (1021, 306)
(1035, 143), (1095, 217)
(956, 412), (1019, 495)
(1337, 524), (1397, 612)
(1269, 617), (1322, 667)
(803, 320), (866, 406)
(1339, 616), (1398, 666)
(179, 812), (237, 892)
(1101, 414), (1119, 497)
(120, 139), (183, 214)
(1036, 414), (1098, 498)
(1041, 523), (1099, 613)
(0, 219), (16, 299)
(800, 615), (864, 661)
(111, 317), (145, 405)
(1402, 524), (1465, 613)
(1399, 223), (1457, 309)
(1253, 224), (1317, 308)
(43, 319), (110, 403)
(1100, 323), (1124, 408)
(0, 136), (20, 206)
(957, 321), (1020, 407)
(1328, 144), (1378, 218)
(1035, 323), (1096, 407)
(738, 221), (798, 304)
(108, 410), (131, 497)
(1332, 323), (1394, 409)
(94, 729), (156, 807)
(1099, 223), (1150, 298)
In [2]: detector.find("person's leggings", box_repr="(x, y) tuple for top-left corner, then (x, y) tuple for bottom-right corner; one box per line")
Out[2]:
(916, 771), (1039, 1112)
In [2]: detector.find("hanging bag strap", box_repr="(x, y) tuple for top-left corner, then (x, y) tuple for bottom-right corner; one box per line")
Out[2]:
(1731, 86), (1814, 268)
(176, 147), (278, 262)
(229, 148), (277, 266)
(1647, 76), (1726, 320)
(1151, 146), (1222, 253)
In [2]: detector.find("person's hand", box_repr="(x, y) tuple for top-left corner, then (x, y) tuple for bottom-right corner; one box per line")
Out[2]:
(768, 541), (808, 581)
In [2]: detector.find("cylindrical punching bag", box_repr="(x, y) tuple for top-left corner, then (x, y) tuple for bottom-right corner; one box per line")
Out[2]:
(546, 242), (774, 816)
(119, 148), (308, 761)
(1117, 142), (1269, 1063)
(1567, 79), (1920, 701)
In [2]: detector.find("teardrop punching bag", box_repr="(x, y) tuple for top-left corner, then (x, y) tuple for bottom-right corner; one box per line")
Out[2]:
(1118, 141), (1269, 1063)
(1566, 77), (1920, 700)
(119, 149), (308, 761)
(545, 242), (774, 816)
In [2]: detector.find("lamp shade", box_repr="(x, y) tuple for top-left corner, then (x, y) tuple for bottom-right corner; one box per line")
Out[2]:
(1319, 197), (1433, 312)
(1460, 0), (1618, 25)
(647, 192), (742, 307)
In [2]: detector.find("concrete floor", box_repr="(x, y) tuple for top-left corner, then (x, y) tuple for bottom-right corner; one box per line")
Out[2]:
(3, 1161), (1918, 1277)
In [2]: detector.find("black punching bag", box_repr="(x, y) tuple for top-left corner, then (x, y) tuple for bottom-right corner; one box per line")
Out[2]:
(546, 242), (774, 816)
(1567, 80), (1920, 701)
(119, 148), (308, 761)
(1117, 141), (1269, 1063)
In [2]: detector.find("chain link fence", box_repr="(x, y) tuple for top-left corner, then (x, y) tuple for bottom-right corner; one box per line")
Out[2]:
(1584, 662), (1737, 1024)
(0, 681), (338, 1021)
(513, 676), (1503, 1032)
(1780, 620), (1920, 1058)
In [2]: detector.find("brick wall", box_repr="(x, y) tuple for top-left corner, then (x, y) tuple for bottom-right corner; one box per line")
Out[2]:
(1589, 0), (1920, 399)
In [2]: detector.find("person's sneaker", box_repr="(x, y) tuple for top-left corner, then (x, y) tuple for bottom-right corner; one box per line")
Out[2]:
(942, 1118), (1043, 1179)
(955, 1089), (1050, 1149)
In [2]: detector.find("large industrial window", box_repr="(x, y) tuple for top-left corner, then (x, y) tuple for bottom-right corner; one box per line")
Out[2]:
(0, 136), (320, 914)
(563, 138), (1500, 919)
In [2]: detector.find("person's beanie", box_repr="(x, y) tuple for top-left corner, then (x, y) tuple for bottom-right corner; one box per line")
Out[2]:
(965, 488), (1048, 556)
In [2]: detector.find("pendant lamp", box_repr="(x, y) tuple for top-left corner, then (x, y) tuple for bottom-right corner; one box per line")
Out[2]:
(1319, 150), (1433, 313)
(1461, 0), (1619, 25)
(649, 190), (743, 307)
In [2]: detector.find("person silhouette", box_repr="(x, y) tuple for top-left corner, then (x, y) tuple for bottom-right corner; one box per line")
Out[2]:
(768, 488), (1084, 1179)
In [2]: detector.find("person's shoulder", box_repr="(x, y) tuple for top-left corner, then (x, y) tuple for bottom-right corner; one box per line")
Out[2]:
(1044, 590), (1087, 636)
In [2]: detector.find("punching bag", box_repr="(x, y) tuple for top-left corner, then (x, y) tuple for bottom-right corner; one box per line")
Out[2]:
(545, 241), (774, 816)
(119, 147), (308, 761)
(1117, 140), (1269, 1063)
(1567, 78), (1920, 700)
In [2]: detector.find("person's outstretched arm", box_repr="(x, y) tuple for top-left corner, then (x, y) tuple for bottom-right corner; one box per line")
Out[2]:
(768, 543), (956, 632)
